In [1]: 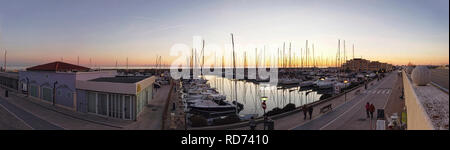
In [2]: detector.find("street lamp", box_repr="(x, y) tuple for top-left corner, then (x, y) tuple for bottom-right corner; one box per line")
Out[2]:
(26, 77), (29, 97)
(53, 81), (58, 106)
(260, 96), (268, 130)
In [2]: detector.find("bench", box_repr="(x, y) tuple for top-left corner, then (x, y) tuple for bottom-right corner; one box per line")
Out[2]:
(320, 104), (332, 113)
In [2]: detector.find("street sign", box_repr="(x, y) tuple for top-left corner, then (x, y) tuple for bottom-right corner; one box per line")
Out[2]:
(262, 101), (266, 110)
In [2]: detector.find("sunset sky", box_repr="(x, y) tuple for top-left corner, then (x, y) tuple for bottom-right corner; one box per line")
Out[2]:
(0, 0), (448, 68)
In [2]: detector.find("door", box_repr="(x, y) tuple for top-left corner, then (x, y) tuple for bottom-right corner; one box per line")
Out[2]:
(97, 93), (107, 116)
(42, 87), (52, 102)
(124, 96), (131, 120)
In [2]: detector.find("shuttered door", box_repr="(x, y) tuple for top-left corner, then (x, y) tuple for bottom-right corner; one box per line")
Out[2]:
(42, 87), (52, 102)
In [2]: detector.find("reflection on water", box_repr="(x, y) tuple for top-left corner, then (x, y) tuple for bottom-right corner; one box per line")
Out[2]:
(204, 75), (322, 117)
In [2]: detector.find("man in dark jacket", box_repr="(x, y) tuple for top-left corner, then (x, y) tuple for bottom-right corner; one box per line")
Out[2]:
(303, 105), (308, 120)
(365, 102), (370, 118)
(308, 106), (314, 120)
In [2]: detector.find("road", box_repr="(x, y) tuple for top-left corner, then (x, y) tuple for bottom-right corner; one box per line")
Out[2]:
(431, 69), (449, 90)
(0, 97), (64, 130)
(292, 72), (397, 130)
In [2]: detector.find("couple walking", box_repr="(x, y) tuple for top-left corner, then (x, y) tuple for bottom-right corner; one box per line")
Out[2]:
(365, 102), (376, 119)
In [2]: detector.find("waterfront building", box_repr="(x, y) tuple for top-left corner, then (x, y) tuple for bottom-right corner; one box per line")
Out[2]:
(76, 76), (155, 120)
(341, 58), (370, 72)
(342, 58), (393, 72)
(18, 61), (155, 121)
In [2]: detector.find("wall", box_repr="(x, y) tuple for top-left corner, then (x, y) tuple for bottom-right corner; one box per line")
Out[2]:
(19, 71), (77, 110)
(402, 71), (435, 130)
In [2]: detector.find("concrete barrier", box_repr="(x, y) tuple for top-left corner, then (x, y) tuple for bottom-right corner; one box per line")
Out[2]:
(402, 71), (435, 130)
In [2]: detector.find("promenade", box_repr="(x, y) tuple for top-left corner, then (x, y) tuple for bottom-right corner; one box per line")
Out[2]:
(232, 73), (394, 130)
(293, 72), (397, 130)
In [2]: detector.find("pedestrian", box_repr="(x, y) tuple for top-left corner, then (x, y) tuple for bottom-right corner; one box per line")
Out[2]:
(249, 117), (256, 130)
(308, 106), (314, 120)
(365, 102), (370, 118)
(263, 115), (269, 130)
(369, 103), (375, 120)
(303, 105), (308, 120)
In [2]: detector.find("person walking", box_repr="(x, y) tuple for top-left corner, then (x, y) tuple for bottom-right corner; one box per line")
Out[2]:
(303, 105), (308, 120)
(369, 103), (375, 120)
(249, 117), (256, 130)
(365, 102), (370, 118)
(308, 106), (314, 120)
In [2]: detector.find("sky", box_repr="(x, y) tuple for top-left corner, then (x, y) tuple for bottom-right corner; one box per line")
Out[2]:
(0, 0), (448, 68)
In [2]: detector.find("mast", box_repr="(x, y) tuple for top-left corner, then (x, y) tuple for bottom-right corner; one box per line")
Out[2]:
(312, 44), (315, 68)
(337, 39), (340, 79)
(282, 42), (285, 69)
(300, 48), (303, 69)
(344, 40), (346, 64)
(305, 40), (308, 68)
(353, 44), (355, 60)
(200, 40), (205, 77)
(255, 48), (258, 71)
(231, 33), (238, 115)
(289, 42), (291, 68)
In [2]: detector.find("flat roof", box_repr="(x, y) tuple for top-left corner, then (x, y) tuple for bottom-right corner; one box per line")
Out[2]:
(90, 76), (149, 83)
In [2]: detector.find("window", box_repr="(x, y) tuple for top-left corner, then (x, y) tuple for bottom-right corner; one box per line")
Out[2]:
(97, 93), (107, 116)
(30, 85), (38, 97)
(124, 96), (131, 120)
(87, 92), (96, 113)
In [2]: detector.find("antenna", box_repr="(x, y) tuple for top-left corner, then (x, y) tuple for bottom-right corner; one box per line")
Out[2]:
(77, 56), (80, 65)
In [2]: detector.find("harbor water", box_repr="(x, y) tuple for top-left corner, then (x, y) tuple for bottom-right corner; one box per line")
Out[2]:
(203, 75), (322, 118)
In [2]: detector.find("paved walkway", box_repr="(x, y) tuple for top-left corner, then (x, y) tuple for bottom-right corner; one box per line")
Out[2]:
(0, 88), (124, 130)
(0, 96), (63, 130)
(125, 84), (171, 130)
(384, 72), (405, 129)
(234, 74), (385, 130)
(292, 72), (397, 130)
(0, 100), (32, 130)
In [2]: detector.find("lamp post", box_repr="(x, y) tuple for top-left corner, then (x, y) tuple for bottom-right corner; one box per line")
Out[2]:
(26, 77), (29, 97)
(53, 81), (58, 106)
(261, 96), (268, 130)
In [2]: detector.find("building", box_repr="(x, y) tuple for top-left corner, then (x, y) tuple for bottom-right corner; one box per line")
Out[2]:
(342, 58), (393, 72)
(76, 76), (155, 120)
(341, 58), (370, 72)
(18, 61), (155, 121)
(369, 61), (381, 71)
